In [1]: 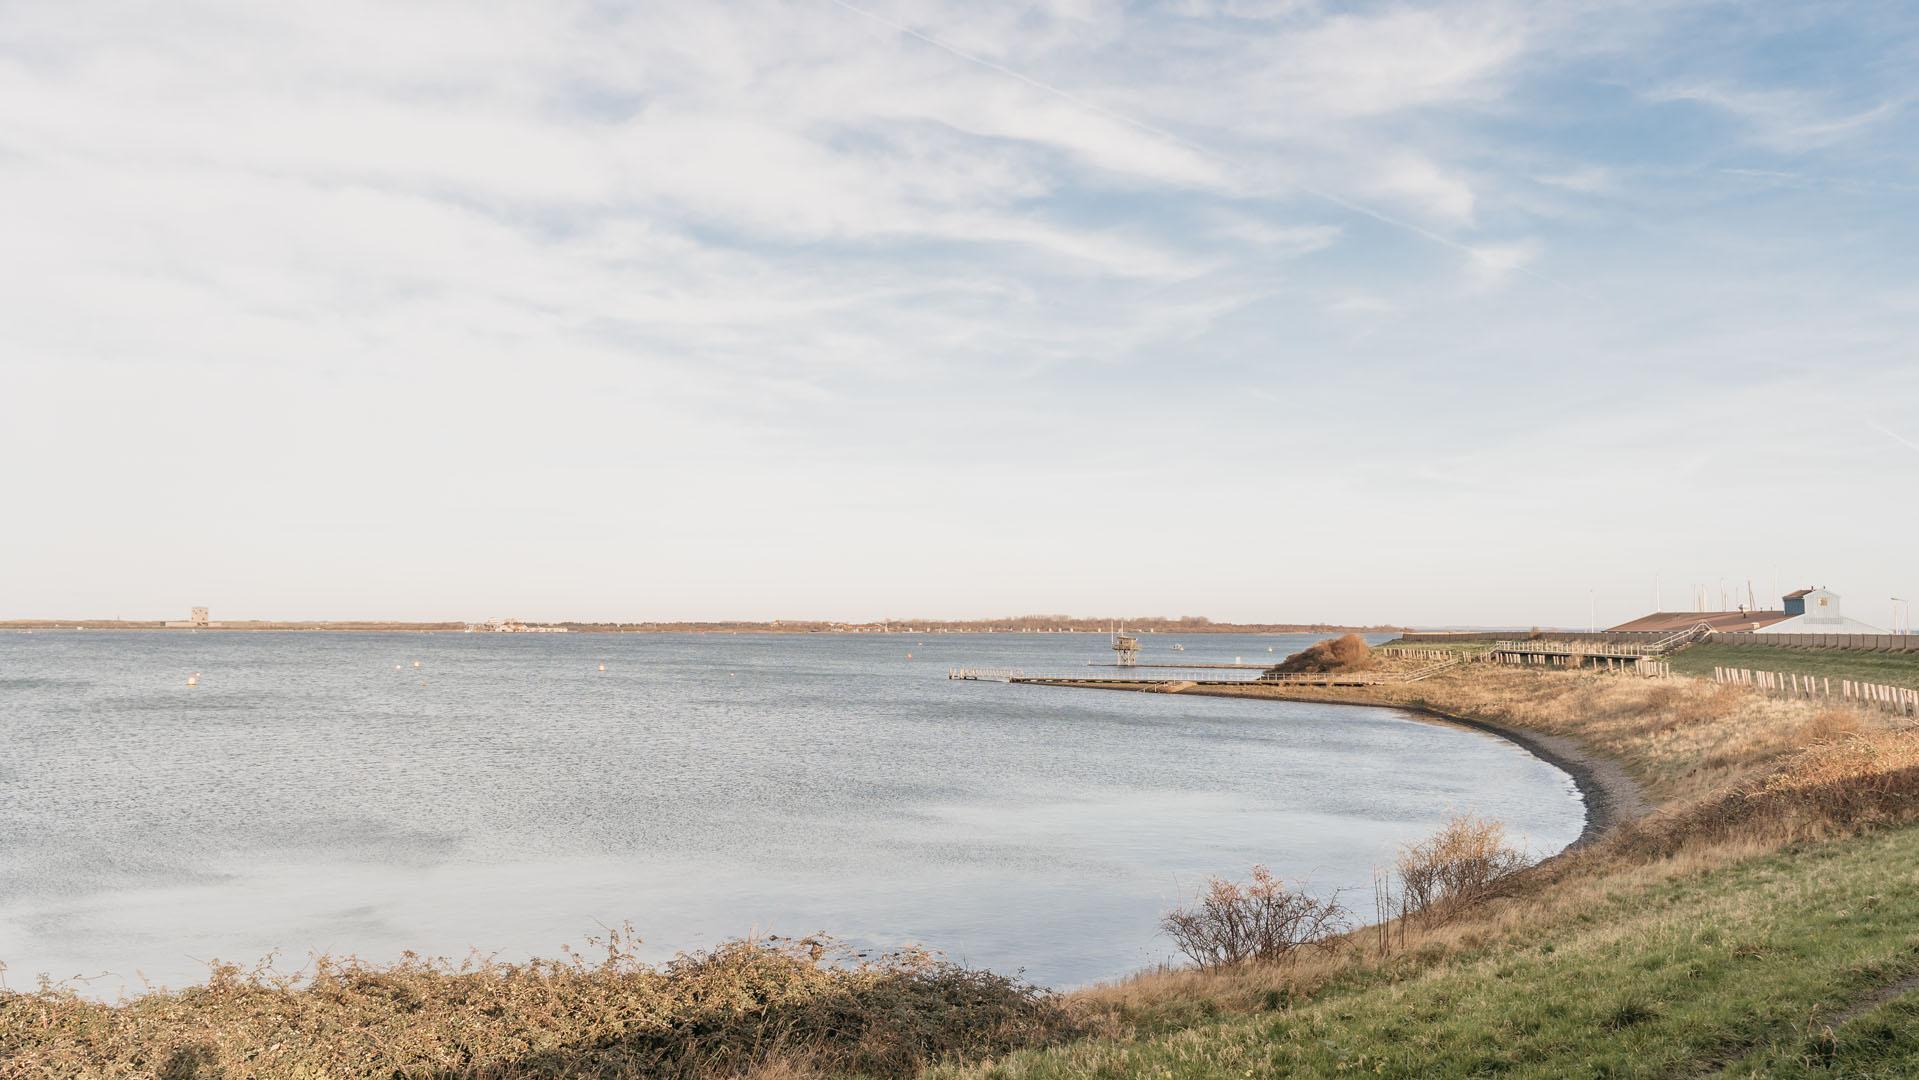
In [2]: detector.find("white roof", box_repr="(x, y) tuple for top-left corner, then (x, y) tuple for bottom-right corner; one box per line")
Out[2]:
(1752, 613), (1889, 634)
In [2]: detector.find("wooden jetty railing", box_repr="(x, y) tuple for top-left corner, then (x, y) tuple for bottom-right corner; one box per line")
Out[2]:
(1491, 652), (1672, 677)
(947, 668), (1025, 682)
(1084, 662), (1268, 670)
(1252, 655), (1464, 686)
(1376, 646), (1485, 662)
(1491, 623), (1712, 660)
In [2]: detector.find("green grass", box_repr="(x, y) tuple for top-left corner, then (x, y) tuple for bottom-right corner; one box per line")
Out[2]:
(935, 826), (1919, 1079)
(1670, 642), (1919, 690)
(1721, 989), (1919, 1078)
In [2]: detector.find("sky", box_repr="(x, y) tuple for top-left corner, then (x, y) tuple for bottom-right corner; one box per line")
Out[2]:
(2, 0), (1916, 628)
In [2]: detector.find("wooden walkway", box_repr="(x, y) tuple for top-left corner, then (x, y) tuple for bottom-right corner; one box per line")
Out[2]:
(999, 655), (1466, 691)
(947, 668), (1026, 682)
(1490, 623), (1711, 662)
(1083, 662), (1269, 670)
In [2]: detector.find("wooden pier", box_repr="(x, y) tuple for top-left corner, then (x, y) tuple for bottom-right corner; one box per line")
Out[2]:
(947, 668), (1026, 682)
(1083, 662), (1268, 670)
(1489, 623), (1710, 666)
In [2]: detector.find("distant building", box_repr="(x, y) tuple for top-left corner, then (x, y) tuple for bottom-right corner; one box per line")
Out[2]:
(468, 618), (568, 633)
(1609, 587), (1886, 635)
(1752, 588), (1887, 635)
(164, 606), (221, 629)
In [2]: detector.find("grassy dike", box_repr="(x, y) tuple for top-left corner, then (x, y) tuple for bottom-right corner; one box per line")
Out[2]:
(934, 666), (1919, 1080)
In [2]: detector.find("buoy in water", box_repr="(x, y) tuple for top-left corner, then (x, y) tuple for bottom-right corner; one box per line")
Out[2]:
(599, 662), (606, 672)
(395, 664), (403, 670)
(412, 660), (421, 669)
(186, 674), (198, 687)
(906, 652), (913, 659)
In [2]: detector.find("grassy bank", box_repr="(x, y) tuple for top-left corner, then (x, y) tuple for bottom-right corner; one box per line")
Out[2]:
(6, 667), (1918, 1077)
(1669, 641), (1919, 690)
(942, 667), (1919, 1080)
(937, 826), (1919, 1079)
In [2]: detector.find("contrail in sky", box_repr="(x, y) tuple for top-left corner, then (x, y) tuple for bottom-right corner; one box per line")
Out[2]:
(824, 0), (1592, 298)
(1869, 420), (1919, 455)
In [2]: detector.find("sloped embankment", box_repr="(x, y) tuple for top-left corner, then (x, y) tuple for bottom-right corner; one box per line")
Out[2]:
(936, 667), (1919, 1079)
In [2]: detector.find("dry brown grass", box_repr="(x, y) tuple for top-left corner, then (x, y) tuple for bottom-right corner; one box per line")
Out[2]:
(0, 932), (1075, 1079)
(1194, 663), (1891, 818)
(1336, 665), (1890, 807)
(1618, 727), (1919, 859)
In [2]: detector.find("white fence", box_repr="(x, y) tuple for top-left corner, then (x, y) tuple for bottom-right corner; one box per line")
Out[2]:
(1713, 666), (1918, 717)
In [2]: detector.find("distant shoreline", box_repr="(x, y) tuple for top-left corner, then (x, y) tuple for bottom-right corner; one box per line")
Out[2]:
(0, 620), (1405, 635)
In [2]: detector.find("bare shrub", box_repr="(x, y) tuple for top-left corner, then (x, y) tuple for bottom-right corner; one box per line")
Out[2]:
(1393, 815), (1531, 926)
(1269, 634), (1373, 675)
(1160, 867), (1350, 969)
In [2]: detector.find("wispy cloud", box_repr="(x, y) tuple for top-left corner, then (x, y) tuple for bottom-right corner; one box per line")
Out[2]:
(1, 0), (1916, 622)
(1648, 83), (1904, 151)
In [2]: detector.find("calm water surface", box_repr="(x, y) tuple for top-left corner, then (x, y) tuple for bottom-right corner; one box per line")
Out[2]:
(0, 631), (1583, 996)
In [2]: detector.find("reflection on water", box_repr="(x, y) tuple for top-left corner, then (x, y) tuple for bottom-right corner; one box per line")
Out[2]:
(0, 631), (1582, 996)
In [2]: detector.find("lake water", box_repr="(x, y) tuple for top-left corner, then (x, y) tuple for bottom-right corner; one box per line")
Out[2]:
(0, 631), (1584, 997)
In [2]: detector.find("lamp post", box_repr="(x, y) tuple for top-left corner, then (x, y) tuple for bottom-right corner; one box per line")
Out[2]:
(1894, 597), (1910, 635)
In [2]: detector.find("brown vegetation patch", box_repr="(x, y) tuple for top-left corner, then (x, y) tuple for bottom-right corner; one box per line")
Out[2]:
(1267, 633), (1373, 675)
(1621, 728), (1919, 857)
(0, 933), (1075, 1079)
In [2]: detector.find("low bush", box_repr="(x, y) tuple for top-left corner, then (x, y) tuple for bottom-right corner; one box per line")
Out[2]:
(1387, 815), (1531, 929)
(1160, 867), (1351, 970)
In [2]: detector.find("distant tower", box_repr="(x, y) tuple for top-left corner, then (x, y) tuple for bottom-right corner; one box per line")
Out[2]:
(1111, 623), (1140, 666)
